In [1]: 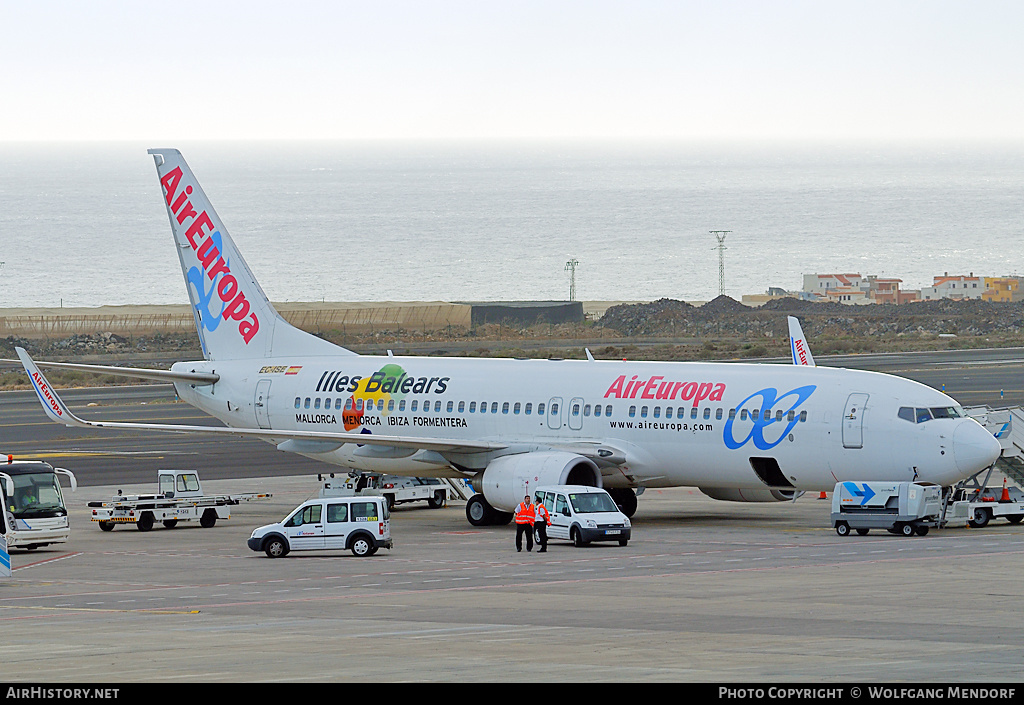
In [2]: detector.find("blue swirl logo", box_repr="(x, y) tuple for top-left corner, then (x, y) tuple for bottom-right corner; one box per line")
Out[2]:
(723, 385), (816, 450)
(187, 230), (229, 332)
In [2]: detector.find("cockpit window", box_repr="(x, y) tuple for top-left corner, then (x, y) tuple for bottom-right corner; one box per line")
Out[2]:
(899, 406), (964, 424)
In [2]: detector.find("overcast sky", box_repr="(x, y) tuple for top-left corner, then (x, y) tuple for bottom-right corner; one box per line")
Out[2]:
(2, 0), (1021, 142)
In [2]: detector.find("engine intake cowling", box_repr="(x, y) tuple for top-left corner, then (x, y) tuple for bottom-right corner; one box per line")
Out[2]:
(699, 487), (803, 503)
(479, 451), (601, 512)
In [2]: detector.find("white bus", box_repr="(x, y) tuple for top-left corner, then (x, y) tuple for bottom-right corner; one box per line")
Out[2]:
(0, 458), (77, 550)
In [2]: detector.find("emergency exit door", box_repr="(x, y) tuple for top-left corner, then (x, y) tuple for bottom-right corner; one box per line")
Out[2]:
(842, 393), (869, 449)
(255, 379), (272, 429)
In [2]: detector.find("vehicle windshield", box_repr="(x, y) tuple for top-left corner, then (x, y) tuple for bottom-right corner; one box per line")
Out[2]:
(568, 492), (619, 514)
(4, 471), (66, 518)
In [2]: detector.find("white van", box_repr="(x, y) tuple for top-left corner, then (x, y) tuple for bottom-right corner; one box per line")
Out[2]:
(533, 485), (631, 547)
(248, 496), (392, 558)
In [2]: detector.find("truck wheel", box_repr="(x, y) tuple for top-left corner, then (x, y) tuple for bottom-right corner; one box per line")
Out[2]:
(968, 508), (990, 528)
(162, 519), (178, 529)
(427, 492), (445, 509)
(351, 535), (373, 557)
(572, 527), (587, 548)
(200, 509), (217, 528)
(1007, 515), (1022, 525)
(137, 512), (154, 532)
(98, 521), (115, 532)
(263, 536), (288, 558)
(618, 538), (629, 546)
(835, 522), (850, 537)
(899, 523), (915, 537)
(915, 525), (930, 536)
(856, 528), (870, 536)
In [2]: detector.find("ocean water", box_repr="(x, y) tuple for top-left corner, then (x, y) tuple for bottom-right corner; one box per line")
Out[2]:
(1, 140), (1022, 309)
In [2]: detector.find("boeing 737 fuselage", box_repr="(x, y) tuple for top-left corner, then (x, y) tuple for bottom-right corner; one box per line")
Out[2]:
(16, 149), (1001, 526)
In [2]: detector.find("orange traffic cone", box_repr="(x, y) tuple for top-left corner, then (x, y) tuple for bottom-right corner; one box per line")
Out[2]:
(1001, 478), (1011, 502)
(818, 491), (828, 500)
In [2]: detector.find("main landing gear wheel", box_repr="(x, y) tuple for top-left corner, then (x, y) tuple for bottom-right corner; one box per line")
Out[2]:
(608, 488), (638, 518)
(466, 494), (495, 526)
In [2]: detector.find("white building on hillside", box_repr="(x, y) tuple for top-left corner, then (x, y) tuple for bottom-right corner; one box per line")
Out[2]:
(920, 273), (984, 301)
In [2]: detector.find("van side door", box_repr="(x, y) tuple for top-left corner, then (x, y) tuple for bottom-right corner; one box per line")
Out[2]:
(283, 502), (325, 551)
(324, 502), (350, 549)
(549, 493), (571, 540)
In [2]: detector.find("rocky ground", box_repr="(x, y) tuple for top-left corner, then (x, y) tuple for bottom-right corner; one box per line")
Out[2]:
(3, 297), (1023, 389)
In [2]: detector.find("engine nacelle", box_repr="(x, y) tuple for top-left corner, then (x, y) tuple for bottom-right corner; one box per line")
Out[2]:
(479, 451), (601, 512)
(699, 487), (804, 503)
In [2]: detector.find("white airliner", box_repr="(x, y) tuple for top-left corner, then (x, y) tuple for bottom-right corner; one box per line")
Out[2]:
(16, 149), (1001, 526)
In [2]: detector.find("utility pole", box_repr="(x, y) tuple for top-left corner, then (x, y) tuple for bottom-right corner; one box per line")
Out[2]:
(710, 231), (730, 297)
(565, 258), (579, 302)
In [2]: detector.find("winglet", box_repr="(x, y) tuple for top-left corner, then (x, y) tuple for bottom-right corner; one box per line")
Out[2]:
(15, 348), (89, 428)
(787, 316), (815, 367)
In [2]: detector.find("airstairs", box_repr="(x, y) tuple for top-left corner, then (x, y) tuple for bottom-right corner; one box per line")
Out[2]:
(964, 405), (1024, 487)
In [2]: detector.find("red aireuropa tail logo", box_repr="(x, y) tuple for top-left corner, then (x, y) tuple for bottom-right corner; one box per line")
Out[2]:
(31, 371), (63, 417)
(160, 166), (260, 345)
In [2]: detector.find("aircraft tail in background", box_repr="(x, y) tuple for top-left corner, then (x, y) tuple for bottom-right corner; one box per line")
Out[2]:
(147, 149), (351, 361)
(788, 316), (815, 367)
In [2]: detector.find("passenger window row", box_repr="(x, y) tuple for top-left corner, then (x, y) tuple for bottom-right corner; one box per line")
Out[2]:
(625, 405), (809, 423)
(292, 396), (615, 417)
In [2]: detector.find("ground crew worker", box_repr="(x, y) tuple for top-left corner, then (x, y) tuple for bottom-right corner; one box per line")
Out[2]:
(514, 494), (535, 552)
(534, 496), (551, 552)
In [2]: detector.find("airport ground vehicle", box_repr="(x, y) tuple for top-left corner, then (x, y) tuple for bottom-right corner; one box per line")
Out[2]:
(944, 482), (1024, 527)
(533, 485), (631, 547)
(831, 481), (942, 536)
(0, 457), (76, 550)
(88, 470), (270, 531)
(248, 495), (392, 558)
(319, 472), (449, 509)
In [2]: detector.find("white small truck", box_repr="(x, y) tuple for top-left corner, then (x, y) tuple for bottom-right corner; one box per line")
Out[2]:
(319, 472), (449, 510)
(88, 470), (271, 532)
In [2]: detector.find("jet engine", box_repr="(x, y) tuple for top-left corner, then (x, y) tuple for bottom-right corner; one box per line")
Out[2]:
(699, 487), (804, 503)
(466, 451), (601, 526)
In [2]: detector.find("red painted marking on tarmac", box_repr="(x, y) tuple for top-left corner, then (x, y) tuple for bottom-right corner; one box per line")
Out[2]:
(12, 552), (83, 571)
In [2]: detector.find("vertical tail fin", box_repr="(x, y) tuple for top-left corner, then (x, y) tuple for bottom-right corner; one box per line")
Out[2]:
(148, 149), (352, 360)
(788, 316), (815, 367)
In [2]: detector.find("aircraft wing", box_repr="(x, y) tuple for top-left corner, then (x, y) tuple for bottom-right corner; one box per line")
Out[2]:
(16, 348), (506, 455)
(787, 316), (815, 367)
(0, 357), (219, 385)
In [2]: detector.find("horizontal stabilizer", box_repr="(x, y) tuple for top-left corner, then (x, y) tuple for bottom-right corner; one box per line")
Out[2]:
(1, 357), (218, 385)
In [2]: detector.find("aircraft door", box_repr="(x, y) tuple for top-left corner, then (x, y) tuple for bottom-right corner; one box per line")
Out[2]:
(842, 393), (869, 449)
(255, 379), (272, 429)
(547, 397), (563, 430)
(568, 397), (584, 431)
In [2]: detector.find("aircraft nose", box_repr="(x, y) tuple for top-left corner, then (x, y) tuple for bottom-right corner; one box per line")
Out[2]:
(953, 420), (1001, 474)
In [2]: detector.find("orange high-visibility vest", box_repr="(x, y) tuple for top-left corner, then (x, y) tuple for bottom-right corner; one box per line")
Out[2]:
(514, 502), (535, 524)
(534, 504), (551, 524)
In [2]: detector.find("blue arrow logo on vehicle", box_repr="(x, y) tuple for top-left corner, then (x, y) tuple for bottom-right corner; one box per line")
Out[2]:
(843, 482), (876, 505)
